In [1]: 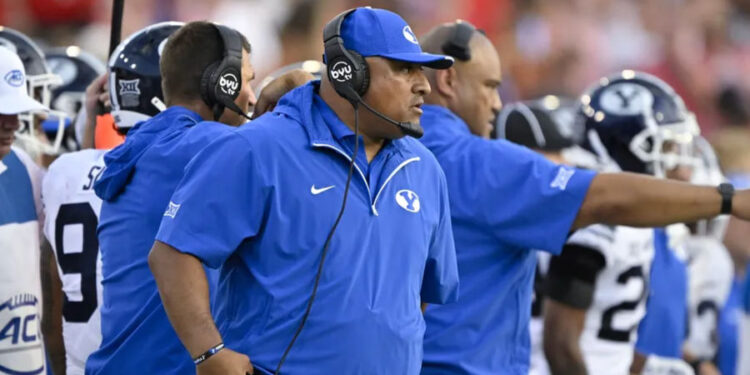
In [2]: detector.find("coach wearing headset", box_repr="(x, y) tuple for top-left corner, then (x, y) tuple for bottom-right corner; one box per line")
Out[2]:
(88, 21), (262, 375)
(149, 7), (459, 375)
(416, 21), (750, 375)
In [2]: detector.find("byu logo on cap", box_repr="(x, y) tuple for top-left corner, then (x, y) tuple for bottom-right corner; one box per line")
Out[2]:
(331, 61), (353, 82)
(4, 69), (23, 87)
(395, 189), (420, 213)
(219, 72), (239, 96)
(402, 26), (419, 45)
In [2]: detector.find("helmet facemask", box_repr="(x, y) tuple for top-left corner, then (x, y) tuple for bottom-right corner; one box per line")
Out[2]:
(629, 110), (701, 178)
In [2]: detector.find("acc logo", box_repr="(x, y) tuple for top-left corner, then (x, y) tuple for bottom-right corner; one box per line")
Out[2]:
(402, 26), (419, 45)
(0, 294), (44, 375)
(219, 72), (239, 96)
(395, 189), (420, 213)
(330, 61), (353, 83)
(4, 69), (24, 87)
(599, 83), (654, 116)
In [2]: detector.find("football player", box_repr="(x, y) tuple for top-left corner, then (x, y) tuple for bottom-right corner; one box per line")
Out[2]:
(0, 44), (50, 375)
(542, 71), (699, 375)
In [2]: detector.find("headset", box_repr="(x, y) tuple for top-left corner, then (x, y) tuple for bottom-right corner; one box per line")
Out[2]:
(321, 8), (424, 138)
(199, 23), (251, 122)
(441, 20), (478, 61)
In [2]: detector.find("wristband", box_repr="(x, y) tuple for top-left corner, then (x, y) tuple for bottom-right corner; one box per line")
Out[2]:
(193, 342), (225, 365)
(718, 182), (735, 215)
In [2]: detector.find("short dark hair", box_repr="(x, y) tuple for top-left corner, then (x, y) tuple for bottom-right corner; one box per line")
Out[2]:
(160, 21), (251, 104)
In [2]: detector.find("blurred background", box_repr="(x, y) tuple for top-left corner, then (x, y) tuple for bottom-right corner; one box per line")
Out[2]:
(3, 0), (750, 173)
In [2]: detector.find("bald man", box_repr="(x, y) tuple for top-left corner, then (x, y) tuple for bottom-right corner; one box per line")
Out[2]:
(416, 21), (750, 375)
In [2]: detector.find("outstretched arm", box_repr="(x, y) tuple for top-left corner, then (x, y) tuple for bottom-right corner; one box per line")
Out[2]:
(573, 173), (747, 230)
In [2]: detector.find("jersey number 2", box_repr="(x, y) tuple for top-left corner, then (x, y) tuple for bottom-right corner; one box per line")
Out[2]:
(55, 202), (99, 323)
(598, 265), (648, 342)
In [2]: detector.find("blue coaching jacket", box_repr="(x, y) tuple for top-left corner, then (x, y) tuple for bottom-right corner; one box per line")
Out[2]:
(87, 107), (224, 375)
(419, 105), (596, 375)
(156, 81), (459, 374)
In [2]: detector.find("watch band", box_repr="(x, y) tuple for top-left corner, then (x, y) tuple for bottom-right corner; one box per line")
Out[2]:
(718, 182), (735, 215)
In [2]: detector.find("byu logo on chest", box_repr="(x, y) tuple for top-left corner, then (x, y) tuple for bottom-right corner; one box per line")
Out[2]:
(395, 189), (420, 213)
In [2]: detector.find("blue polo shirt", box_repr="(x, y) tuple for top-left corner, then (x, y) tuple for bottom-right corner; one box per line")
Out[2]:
(155, 82), (459, 374)
(418, 104), (596, 375)
(635, 228), (688, 358)
(86, 107), (224, 375)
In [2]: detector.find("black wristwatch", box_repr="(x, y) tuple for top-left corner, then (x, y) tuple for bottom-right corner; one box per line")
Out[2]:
(718, 182), (735, 215)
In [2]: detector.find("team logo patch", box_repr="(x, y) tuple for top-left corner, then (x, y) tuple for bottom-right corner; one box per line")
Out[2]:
(550, 167), (576, 191)
(219, 72), (239, 97)
(164, 201), (181, 218)
(402, 26), (419, 45)
(395, 189), (420, 213)
(599, 83), (654, 116)
(119, 79), (141, 107)
(4, 69), (23, 87)
(330, 61), (353, 83)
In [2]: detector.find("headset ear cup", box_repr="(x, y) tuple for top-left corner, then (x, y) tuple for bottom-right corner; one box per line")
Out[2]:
(349, 50), (369, 97)
(358, 58), (370, 97)
(200, 61), (219, 107)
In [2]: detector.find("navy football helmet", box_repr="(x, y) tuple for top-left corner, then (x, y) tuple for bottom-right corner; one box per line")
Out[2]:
(0, 26), (66, 156)
(578, 70), (700, 177)
(108, 21), (182, 133)
(45, 46), (105, 150)
(45, 46), (105, 118)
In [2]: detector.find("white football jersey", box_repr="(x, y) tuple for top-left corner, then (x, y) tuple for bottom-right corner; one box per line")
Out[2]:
(0, 146), (46, 375)
(571, 224), (655, 375)
(42, 149), (106, 375)
(683, 235), (733, 359)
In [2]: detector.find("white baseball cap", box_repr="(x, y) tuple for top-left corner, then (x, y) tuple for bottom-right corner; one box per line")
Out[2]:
(0, 46), (48, 115)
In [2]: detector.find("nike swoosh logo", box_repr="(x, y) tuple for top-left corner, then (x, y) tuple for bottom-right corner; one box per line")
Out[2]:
(310, 185), (335, 195)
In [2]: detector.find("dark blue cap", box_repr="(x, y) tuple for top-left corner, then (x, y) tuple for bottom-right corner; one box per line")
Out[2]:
(337, 7), (454, 69)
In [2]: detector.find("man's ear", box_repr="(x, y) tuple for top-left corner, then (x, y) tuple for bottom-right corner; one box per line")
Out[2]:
(434, 67), (458, 100)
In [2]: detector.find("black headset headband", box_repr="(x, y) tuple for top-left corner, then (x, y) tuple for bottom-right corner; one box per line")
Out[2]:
(202, 23), (244, 120)
(441, 20), (480, 61)
(323, 8), (369, 105)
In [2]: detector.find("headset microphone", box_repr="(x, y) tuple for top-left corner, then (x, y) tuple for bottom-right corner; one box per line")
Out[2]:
(221, 100), (253, 122)
(357, 99), (424, 138)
